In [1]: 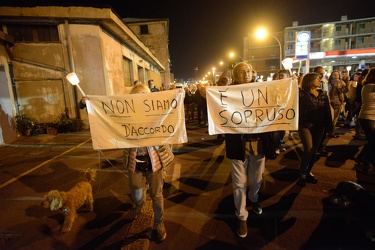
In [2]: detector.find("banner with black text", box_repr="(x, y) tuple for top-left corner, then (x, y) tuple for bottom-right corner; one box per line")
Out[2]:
(85, 89), (187, 150)
(206, 78), (299, 135)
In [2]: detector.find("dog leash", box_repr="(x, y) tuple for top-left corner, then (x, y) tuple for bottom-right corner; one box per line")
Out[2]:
(97, 150), (129, 178)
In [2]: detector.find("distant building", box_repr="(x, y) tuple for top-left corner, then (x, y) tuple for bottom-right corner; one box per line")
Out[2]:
(245, 16), (375, 78)
(123, 18), (172, 90)
(0, 6), (165, 144)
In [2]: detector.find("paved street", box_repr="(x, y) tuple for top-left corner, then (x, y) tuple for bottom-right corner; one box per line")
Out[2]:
(0, 119), (374, 250)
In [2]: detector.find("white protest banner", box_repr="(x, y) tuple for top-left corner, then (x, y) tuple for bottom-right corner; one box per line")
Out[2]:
(85, 89), (188, 150)
(206, 78), (299, 135)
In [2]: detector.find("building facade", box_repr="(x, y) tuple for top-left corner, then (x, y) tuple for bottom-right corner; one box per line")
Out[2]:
(245, 16), (375, 78)
(0, 6), (165, 144)
(123, 18), (172, 91)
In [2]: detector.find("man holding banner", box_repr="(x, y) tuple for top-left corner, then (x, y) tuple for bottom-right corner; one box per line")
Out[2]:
(206, 62), (298, 238)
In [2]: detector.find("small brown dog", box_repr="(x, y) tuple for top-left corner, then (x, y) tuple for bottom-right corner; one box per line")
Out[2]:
(42, 169), (96, 233)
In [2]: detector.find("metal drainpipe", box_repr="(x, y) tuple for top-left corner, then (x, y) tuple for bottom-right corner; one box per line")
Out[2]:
(64, 19), (80, 119)
(8, 62), (20, 115)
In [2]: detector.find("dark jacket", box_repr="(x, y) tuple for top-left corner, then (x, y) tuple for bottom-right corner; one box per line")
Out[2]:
(299, 89), (333, 131)
(224, 80), (276, 160)
(224, 133), (276, 161)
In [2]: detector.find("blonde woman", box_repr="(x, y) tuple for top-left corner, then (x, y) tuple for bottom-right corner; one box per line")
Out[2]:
(123, 84), (172, 242)
(328, 70), (346, 137)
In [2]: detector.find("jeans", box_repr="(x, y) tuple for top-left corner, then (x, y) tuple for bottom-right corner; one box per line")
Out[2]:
(129, 169), (164, 224)
(332, 106), (341, 133)
(298, 126), (325, 176)
(230, 155), (265, 221)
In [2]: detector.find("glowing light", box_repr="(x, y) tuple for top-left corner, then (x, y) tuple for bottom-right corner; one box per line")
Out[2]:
(66, 72), (80, 85)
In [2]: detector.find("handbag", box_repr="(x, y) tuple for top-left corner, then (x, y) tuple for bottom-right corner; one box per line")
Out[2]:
(135, 155), (151, 171)
(156, 145), (175, 168)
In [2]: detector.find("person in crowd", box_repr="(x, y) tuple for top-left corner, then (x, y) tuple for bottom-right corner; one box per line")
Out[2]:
(341, 69), (350, 85)
(328, 70), (346, 138)
(272, 70), (288, 153)
(298, 72), (333, 187)
(148, 79), (159, 92)
(79, 97), (87, 109)
(223, 62), (270, 238)
(353, 69), (369, 141)
(123, 84), (168, 242)
(217, 72), (229, 87)
(200, 83), (208, 126)
(344, 72), (360, 127)
(314, 66), (329, 91)
(357, 67), (375, 175)
(194, 83), (204, 125)
(314, 66), (330, 156)
(184, 86), (194, 120)
(252, 70), (259, 82)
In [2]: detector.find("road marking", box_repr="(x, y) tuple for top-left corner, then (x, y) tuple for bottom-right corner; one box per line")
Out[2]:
(0, 138), (92, 189)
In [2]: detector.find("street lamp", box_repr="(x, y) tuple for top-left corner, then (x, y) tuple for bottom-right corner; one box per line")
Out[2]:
(212, 67), (216, 84)
(229, 52), (245, 62)
(255, 28), (282, 70)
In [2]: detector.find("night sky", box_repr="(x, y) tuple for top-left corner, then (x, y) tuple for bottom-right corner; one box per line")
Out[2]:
(1, 0), (374, 80)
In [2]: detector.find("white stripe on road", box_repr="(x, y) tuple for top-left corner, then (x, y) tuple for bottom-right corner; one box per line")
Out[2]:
(0, 138), (92, 189)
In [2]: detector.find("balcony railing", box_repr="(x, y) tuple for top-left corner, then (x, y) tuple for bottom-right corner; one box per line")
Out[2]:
(355, 43), (375, 49)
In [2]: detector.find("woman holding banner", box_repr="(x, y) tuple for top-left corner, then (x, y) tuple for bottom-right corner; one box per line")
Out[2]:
(123, 84), (174, 242)
(298, 72), (333, 187)
(224, 62), (272, 238)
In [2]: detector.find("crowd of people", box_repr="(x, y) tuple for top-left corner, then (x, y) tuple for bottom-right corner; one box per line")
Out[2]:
(118, 63), (374, 241)
(180, 63), (375, 238)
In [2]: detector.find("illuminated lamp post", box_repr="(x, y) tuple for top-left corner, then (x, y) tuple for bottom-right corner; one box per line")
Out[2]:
(212, 67), (216, 84)
(255, 28), (282, 70)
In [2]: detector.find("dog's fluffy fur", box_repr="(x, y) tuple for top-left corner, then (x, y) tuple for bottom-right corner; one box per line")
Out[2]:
(42, 169), (96, 233)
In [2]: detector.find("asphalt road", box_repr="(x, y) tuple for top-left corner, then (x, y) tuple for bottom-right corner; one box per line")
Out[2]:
(0, 119), (374, 250)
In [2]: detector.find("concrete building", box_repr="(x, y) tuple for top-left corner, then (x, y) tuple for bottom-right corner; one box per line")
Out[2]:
(245, 16), (375, 78)
(123, 18), (172, 91)
(0, 6), (165, 144)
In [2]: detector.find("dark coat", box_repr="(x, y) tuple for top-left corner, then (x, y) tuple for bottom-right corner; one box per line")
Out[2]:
(224, 133), (276, 161)
(298, 89), (333, 132)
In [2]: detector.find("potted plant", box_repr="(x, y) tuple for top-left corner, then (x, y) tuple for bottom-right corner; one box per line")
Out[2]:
(54, 112), (84, 133)
(46, 123), (58, 135)
(15, 114), (37, 136)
